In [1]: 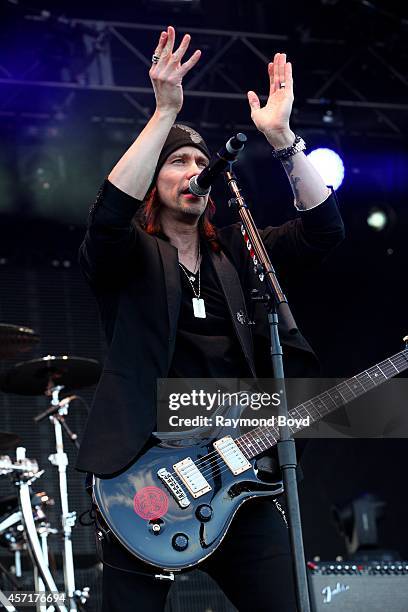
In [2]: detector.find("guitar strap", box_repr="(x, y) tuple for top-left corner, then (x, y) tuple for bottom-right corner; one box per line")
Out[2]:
(207, 245), (257, 377)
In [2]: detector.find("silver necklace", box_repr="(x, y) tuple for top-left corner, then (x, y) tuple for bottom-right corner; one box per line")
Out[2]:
(178, 243), (206, 318)
(179, 241), (200, 281)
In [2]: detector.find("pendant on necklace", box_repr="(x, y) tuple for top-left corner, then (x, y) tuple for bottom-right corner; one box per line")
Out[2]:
(189, 275), (195, 283)
(192, 297), (206, 318)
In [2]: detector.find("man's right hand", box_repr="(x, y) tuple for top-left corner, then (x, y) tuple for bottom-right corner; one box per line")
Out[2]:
(149, 26), (201, 115)
(107, 26), (201, 199)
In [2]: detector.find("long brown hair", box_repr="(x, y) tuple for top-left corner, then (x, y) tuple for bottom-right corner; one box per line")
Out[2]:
(136, 187), (220, 252)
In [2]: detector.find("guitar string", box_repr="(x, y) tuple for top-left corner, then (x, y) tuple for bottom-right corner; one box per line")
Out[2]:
(166, 361), (400, 489)
(162, 352), (408, 483)
(166, 387), (402, 485)
(161, 390), (406, 488)
(161, 352), (408, 483)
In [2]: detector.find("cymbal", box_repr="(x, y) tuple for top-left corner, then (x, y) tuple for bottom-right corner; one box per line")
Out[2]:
(0, 324), (40, 359)
(1, 355), (101, 396)
(0, 431), (22, 451)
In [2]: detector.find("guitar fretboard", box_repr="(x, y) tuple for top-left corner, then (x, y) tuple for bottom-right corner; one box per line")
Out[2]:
(235, 348), (408, 459)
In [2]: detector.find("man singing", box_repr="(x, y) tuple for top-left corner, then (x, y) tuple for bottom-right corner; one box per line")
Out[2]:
(77, 26), (344, 612)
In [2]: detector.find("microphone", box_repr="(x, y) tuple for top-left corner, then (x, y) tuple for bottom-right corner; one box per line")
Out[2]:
(189, 133), (247, 197)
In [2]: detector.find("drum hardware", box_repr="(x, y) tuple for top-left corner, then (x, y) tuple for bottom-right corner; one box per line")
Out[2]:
(0, 491), (57, 612)
(34, 392), (80, 450)
(2, 355), (101, 611)
(73, 587), (90, 609)
(0, 498), (64, 611)
(0, 446), (63, 612)
(19, 476), (68, 612)
(0, 455), (40, 479)
(0, 320), (40, 610)
(34, 503), (59, 612)
(34, 385), (90, 611)
(0, 589), (18, 611)
(0, 494), (25, 587)
(0, 559), (20, 588)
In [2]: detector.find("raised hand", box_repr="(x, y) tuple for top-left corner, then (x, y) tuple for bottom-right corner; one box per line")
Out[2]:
(247, 53), (295, 147)
(149, 26), (201, 115)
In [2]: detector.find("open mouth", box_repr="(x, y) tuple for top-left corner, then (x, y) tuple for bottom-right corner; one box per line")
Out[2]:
(180, 188), (199, 198)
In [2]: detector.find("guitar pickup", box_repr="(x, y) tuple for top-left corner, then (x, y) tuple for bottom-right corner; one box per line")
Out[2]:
(213, 436), (252, 476)
(173, 457), (211, 499)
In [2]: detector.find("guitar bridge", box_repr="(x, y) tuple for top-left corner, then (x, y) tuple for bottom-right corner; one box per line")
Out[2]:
(157, 468), (190, 508)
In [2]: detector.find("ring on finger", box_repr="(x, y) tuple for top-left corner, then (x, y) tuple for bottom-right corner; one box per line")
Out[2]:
(152, 54), (161, 64)
(279, 82), (286, 88)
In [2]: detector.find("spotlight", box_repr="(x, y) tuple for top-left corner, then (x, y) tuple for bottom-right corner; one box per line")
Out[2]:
(367, 207), (388, 231)
(322, 110), (334, 124)
(307, 148), (345, 190)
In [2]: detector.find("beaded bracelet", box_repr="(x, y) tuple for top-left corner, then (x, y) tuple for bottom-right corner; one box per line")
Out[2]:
(271, 134), (306, 160)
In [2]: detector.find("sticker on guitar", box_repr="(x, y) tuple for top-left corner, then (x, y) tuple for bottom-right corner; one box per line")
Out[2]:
(133, 487), (169, 520)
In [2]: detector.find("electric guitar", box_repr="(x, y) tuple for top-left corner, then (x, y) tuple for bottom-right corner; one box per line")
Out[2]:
(93, 342), (408, 572)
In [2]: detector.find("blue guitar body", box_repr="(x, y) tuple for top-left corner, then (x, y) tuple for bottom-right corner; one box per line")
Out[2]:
(93, 344), (408, 571)
(93, 423), (283, 571)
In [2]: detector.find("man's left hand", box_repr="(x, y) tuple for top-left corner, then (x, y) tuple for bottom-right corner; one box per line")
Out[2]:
(247, 52), (295, 149)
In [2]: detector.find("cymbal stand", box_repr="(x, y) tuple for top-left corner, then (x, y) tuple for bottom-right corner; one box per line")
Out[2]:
(15, 447), (68, 612)
(14, 549), (21, 579)
(46, 386), (78, 612)
(34, 521), (58, 612)
(0, 589), (18, 611)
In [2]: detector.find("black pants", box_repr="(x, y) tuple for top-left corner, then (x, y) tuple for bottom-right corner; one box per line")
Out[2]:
(99, 497), (297, 612)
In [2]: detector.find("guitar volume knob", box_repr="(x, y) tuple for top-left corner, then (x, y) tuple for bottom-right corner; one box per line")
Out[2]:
(196, 504), (213, 522)
(172, 533), (189, 551)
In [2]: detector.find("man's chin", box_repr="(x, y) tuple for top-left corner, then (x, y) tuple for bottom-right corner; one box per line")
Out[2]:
(178, 199), (205, 218)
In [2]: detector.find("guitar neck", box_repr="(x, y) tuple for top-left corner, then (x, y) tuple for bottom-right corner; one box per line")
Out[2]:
(237, 348), (408, 459)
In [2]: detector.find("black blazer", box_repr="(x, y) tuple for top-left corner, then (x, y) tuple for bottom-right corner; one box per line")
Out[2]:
(76, 180), (344, 475)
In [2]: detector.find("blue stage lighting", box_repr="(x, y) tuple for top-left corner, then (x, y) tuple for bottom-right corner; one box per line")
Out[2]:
(307, 148), (345, 190)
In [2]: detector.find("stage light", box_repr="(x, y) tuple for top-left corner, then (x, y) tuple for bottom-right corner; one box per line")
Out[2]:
(307, 148), (345, 190)
(20, 152), (61, 194)
(322, 110), (334, 124)
(367, 207), (388, 231)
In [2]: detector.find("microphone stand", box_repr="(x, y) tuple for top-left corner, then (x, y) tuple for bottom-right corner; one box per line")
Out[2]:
(224, 168), (311, 612)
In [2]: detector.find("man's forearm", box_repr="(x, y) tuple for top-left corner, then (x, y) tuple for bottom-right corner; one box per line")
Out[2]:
(108, 108), (177, 200)
(265, 128), (331, 210)
(280, 151), (331, 210)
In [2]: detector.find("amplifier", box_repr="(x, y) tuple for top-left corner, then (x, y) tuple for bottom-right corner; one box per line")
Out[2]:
(308, 561), (408, 612)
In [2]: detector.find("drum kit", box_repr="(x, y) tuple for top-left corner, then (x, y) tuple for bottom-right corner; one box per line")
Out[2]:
(0, 323), (101, 611)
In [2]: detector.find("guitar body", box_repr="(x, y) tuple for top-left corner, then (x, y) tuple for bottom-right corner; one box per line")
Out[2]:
(93, 343), (408, 571)
(94, 429), (283, 571)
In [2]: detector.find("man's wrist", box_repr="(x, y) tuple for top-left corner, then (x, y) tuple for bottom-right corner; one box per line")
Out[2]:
(154, 107), (179, 122)
(264, 128), (295, 150)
